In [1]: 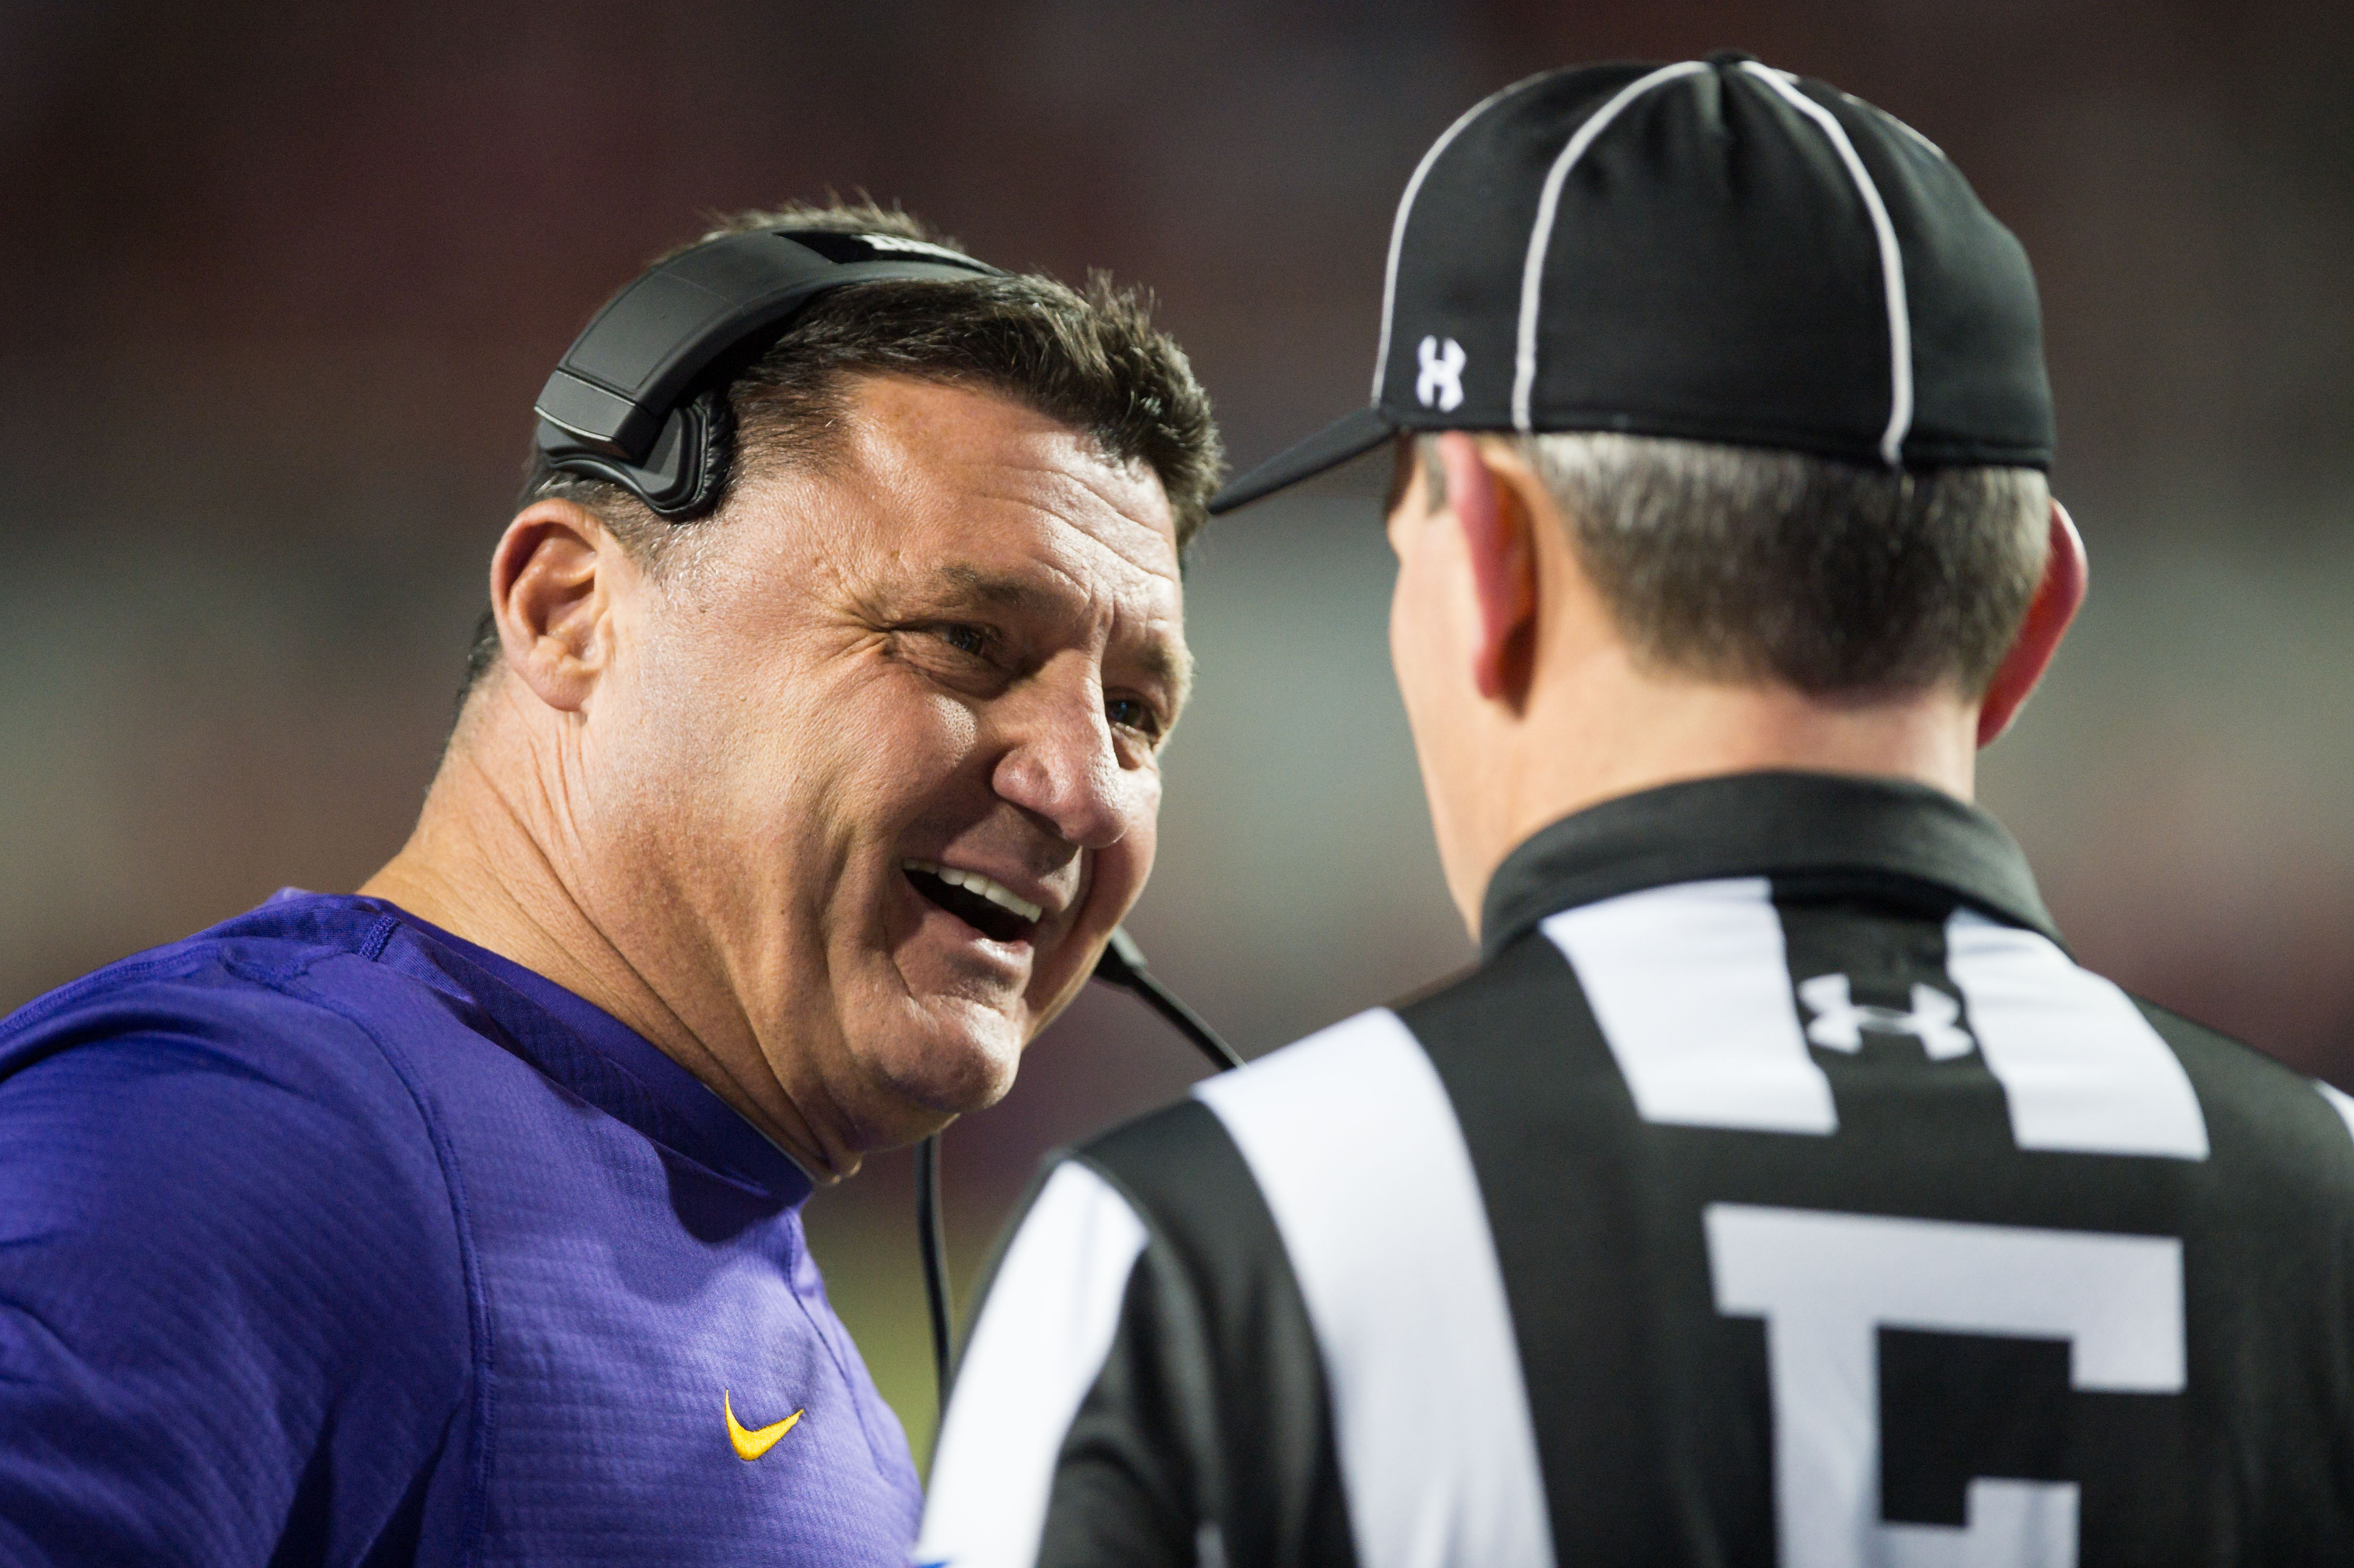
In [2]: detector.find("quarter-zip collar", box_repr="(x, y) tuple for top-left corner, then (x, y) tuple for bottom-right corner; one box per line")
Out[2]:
(1479, 769), (2059, 964)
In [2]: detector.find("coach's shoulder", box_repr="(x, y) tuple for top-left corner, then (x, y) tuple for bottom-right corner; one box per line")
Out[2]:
(0, 906), (473, 1312)
(0, 903), (470, 1287)
(0, 910), (476, 1556)
(4, 908), (400, 1094)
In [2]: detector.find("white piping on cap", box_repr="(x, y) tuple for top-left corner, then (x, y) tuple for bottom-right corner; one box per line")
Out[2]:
(1741, 61), (1915, 467)
(1511, 61), (1711, 432)
(1372, 73), (1555, 404)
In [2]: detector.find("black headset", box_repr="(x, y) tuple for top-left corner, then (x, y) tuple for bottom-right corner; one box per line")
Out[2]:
(534, 226), (1004, 518)
(534, 226), (1245, 1399)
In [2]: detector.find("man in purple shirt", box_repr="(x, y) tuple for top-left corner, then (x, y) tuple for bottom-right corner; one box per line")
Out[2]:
(0, 201), (1218, 1565)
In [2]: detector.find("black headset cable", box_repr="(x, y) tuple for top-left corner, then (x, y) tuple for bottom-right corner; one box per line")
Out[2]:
(1090, 928), (1248, 1073)
(916, 927), (1241, 1404)
(914, 1133), (953, 1404)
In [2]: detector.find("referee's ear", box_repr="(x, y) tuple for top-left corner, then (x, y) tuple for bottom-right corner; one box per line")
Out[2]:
(1976, 499), (2088, 747)
(1433, 433), (1539, 706)
(487, 499), (629, 716)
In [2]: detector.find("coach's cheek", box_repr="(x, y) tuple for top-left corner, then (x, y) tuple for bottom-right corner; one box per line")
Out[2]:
(1050, 789), (1158, 1016)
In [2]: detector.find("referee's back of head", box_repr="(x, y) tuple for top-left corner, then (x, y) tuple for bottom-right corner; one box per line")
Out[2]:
(1218, 51), (2063, 731)
(919, 54), (2354, 1568)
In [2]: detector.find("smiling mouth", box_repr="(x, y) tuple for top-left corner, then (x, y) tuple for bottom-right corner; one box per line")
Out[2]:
(903, 859), (1043, 945)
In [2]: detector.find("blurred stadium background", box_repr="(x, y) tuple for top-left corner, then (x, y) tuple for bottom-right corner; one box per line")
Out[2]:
(3, 0), (2349, 1460)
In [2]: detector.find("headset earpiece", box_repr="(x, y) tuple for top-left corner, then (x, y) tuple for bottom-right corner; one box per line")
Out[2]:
(535, 385), (735, 520)
(531, 228), (1000, 521)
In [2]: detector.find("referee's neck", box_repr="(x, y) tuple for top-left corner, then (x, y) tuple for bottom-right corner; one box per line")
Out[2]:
(1466, 662), (1984, 925)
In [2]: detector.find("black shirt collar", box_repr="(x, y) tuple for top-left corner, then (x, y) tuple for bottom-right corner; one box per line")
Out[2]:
(1478, 769), (2059, 962)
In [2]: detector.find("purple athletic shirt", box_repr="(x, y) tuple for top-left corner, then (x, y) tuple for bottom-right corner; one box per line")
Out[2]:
(0, 891), (922, 1566)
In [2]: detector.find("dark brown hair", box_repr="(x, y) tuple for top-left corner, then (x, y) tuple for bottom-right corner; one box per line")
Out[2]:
(463, 200), (1220, 700)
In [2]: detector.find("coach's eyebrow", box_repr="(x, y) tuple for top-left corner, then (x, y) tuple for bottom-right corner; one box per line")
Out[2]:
(932, 564), (1055, 612)
(1129, 637), (1195, 716)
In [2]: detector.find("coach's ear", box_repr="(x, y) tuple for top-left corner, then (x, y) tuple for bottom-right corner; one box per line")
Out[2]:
(1977, 499), (2087, 747)
(1436, 433), (1538, 705)
(489, 500), (626, 714)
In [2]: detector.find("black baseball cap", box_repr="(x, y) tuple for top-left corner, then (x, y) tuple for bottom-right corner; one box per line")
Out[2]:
(1209, 53), (2054, 515)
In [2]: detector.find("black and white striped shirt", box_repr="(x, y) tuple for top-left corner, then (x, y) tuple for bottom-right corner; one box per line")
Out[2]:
(918, 772), (2354, 1568)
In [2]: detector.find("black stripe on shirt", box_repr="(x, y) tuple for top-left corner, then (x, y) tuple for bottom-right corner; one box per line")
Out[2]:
(1399, 927), (1770, 1564)
(1042, 1099), (1356, 1568)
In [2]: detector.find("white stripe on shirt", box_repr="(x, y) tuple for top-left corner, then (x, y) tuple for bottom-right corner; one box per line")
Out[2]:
(1944, 910), (2209, 1160)
(1197, 1008), (1554, 1568)
(1544, 877), (1840, 1135)
(916, 1161), (1148, 1568)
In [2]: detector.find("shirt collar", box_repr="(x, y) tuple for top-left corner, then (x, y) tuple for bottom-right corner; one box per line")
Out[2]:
(1477, 769), (2060, 963)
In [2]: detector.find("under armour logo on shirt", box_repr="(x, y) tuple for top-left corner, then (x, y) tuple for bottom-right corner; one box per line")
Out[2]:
(1417, 335), (1466, 411)
(1798, 974), (1975, 1060)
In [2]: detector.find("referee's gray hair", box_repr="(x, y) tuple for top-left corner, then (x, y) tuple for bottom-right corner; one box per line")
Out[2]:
(1418, 433), (2049, 695)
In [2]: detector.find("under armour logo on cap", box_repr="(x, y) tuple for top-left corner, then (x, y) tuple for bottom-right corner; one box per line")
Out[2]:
(1209, 52), (2055, 515)
(1798, 974), (1976, 1060)
(1416, 336), (1466, 411)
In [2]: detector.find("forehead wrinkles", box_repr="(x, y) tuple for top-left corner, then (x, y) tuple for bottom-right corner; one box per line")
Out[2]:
(940, 435), (1173, 567)
(832, 378), (1171, 557)
(984, 468), (1173, 595)
(901, 418), (1184, 639)
(912, 461), (1192, 712)
(715, 377), (1188, 678)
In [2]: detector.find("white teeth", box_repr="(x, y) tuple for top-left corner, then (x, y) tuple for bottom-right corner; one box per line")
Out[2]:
(902, 859), (1045, 925)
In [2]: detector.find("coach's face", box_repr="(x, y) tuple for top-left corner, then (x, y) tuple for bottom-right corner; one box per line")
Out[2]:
(587, 376), (1185, 1166)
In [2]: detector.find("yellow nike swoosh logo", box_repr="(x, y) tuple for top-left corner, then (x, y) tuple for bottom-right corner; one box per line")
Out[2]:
(724, 1388), (803, 1461)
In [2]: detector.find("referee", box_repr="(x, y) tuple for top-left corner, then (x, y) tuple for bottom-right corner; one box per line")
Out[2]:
(917, 56), (2354, 1568)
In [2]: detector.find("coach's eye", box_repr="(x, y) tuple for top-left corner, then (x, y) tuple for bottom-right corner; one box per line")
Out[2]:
(1107, 695), (1164, 741)
(939, 623), (990, 657)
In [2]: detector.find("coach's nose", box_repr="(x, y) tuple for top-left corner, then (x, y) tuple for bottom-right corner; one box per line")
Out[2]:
(990, 657), (1148, 852)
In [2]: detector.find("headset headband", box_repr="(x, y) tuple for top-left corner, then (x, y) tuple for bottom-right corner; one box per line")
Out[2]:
(533, 228), (1002, 519)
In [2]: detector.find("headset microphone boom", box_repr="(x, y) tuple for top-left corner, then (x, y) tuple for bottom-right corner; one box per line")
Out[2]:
(915, 931), (1242, 1401)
